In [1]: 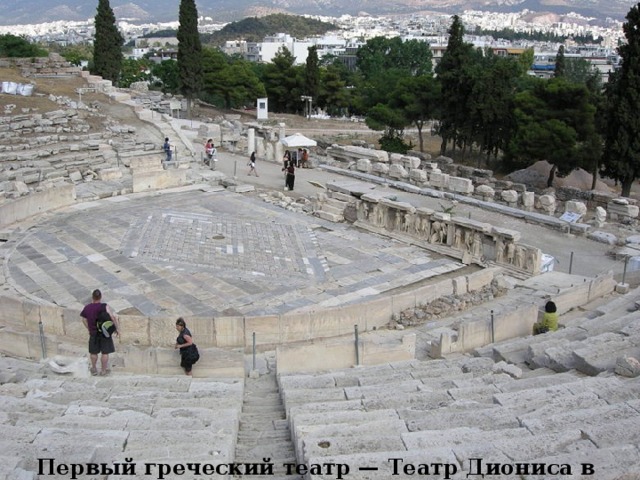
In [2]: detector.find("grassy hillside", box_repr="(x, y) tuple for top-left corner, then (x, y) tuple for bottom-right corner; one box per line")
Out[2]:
(203, 14), (340, 46)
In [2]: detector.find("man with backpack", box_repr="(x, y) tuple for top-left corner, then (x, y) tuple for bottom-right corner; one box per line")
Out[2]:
(80, 289), (120, 376)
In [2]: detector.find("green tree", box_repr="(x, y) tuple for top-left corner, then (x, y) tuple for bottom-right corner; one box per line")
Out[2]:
(554, 45), (566, 78)
(151, 60), (180, 93)
(517, 48), (535, 75)
(602, 4), (640, 197)
(304, 45), (320, 113)
(506, 78), (598, 186)
(317, 64), (350, 117)
(468, 52), (522, 164)
(0, 34), (47, 57)
(262, 47), (303, 113)
(201, 48), (266, 109)
(365, 104), (412, 153)
(177, 0), (203, 118)
(391, 75), (440, 152)
(355, 36), (433, 151)
(59, 44), (92, 66)
(564, 57), (602, 91)
(92, 0), (123, 83)
(119, 58), (152, 88)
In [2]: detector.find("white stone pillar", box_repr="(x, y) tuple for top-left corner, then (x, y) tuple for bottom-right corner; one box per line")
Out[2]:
(247, 128), (255, 156)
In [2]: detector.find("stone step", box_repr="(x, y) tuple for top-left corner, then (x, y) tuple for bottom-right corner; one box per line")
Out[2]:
(238, 428), (291, 441)
(236, 441), (296, 455)
(328, 191), (353, 203)
(234, 372), (298, 476)
(301, 434), (406, 459)
(240, 405), (286, 416)
(572, 333), (640, 376)
(282, 387), (347, 410)
(319, 203), (345, 216)
(287, 399), (364, 418)
(527, 331), (639, 375)
(291, 409), (399, 430)
(521, 400), (640, 435)
(278, 373), (339, 390)
(343, 380), (422, 400)
(576, 308), (640, 336)
(316, 210), (344, 222)
(495, 370), (585, 393)
(292, 419), (409, 462)
(400, 404), (520, 432)
(361, 390), (452, 411)
(481, 326), (588, 364)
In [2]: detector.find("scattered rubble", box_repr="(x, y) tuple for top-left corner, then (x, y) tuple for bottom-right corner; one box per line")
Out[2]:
(392, 280), (508, 327)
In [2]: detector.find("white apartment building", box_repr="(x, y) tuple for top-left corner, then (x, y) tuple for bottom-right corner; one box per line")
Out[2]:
(236, 32), (356, 65)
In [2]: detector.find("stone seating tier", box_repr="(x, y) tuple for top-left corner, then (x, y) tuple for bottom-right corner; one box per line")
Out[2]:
(0, 356), (244, 480)
(278, 354), (640, 480)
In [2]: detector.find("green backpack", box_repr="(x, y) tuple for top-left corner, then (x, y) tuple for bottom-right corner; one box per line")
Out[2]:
(96, 304), (116, 337)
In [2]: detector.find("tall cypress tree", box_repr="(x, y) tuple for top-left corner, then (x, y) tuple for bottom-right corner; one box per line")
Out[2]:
(305, 46), (320, 100)
(602, 4), (640, 197)
(177, 0), (203, 117)
(554, 45), (566, 78)
(92, 0), (123, 84)
(435, 15), (475, 155)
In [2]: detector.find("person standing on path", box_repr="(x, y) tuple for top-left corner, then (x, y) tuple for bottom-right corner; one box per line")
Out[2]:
(80, 289), (120, 376)
(247, 151), (259, 176)
(204, 138), (216, 166)
(175, 318), (199, 376)
(284, 161), (296, 191)
(163, 137), (172, 162)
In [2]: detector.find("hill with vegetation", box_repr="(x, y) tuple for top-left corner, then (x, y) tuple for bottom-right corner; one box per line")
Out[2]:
(203, 14), (340, 46)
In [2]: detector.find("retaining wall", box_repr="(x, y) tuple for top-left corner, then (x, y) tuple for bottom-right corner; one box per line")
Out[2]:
(0, 268), (497, 372)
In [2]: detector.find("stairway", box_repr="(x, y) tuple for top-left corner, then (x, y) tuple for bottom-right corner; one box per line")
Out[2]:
(234, 370), (302, 480)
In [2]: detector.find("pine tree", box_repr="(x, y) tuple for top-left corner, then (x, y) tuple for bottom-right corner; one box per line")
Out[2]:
(177, 0), (203, 117)
(602, 4), (640, 197)
(92, 0), (124, 83)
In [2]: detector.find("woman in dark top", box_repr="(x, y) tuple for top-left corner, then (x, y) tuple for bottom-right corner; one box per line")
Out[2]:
(175, 317), (199, 376)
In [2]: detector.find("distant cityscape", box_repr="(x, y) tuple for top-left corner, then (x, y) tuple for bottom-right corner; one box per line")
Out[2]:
(0, 9), (626, 81)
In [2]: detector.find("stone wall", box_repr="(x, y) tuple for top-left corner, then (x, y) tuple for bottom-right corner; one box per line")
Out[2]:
(276, 333), (416, 374)
(0, 53), (82, 77)
(0, 183), (76, 227)
(0, 269), (498, 370)
(432, 302), (539, 357)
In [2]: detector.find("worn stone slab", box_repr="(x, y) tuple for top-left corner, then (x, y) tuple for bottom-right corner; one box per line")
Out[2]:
(326, 180), (377, 197)
(288, 399), (364, 418)
(302, 434), (406, 459)
(447, 384), (500, 403)
(520, 402), (639, 435)
(227, 184), (255, 193)
(361, 390), (452, 411)
(402, 427), (524, 451)
(282, 387), (347, 409)
(344, 380), (421, 400)
(572, 333), (640, 376)
(291, 409), (399, 434)
(400, 405), (520, 432)
(279, 373), (339, 390)
(582, 416), (640, 448)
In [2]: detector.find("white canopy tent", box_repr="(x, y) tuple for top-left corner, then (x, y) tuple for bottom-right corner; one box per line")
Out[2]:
(280, 133), (317, 148)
